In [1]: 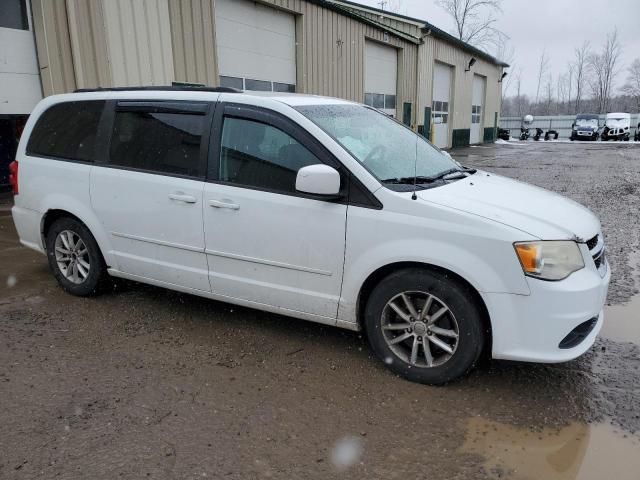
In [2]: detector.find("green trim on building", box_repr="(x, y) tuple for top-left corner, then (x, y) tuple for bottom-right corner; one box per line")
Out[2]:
(452, 129), (470, 148)
(483, 127), (495, 143)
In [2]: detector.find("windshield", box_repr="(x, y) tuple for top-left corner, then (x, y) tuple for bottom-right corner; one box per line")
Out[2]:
(295, 104), (459, 187)
(576, 118), (598, 128)
(607, 118), (628, 127)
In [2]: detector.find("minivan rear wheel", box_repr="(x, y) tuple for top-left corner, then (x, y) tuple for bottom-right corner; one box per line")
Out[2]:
(364, 268), (484, 385)
(46, 217), (109, 296)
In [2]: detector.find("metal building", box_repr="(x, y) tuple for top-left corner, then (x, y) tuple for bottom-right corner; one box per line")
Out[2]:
(5, 0), (507, 162)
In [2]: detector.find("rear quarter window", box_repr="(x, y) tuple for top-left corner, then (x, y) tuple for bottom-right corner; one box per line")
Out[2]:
(26, 101), (105, 162)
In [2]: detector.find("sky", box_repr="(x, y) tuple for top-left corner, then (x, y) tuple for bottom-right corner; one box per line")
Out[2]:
(353, 0), (639, 98)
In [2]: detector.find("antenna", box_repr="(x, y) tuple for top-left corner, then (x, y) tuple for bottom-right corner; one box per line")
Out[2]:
(411, 129), (418, 200)
(378, 1), (388, 10)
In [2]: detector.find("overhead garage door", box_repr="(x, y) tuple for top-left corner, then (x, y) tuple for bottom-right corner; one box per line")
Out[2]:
(215, 0), (296, 92)
(432, 62), (453, 148)
(470, 74), (486, 144)
(364, 41), (397, 117)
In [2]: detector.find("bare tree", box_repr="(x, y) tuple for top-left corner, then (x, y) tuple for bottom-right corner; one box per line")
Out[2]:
(621, 59), (640, 112)
(513, 67), (526, 117)
(573, 42), (590, 114)
(566, 64), (574, 114)
(588, 30), (621, 113)
(557, 73), (569, 114)
(534, 50), (549, 112)
(543, 74), (554, 115)
(435, 0), (503, 49)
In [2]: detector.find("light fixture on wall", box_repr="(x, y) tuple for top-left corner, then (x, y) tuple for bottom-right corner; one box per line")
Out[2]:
(499, 72), (508, 83)
(465, 57), (476, 72)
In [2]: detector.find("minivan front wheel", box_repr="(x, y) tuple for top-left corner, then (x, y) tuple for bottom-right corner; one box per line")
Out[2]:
(46, 217), (109, 296)
(365, 269), (484, 385)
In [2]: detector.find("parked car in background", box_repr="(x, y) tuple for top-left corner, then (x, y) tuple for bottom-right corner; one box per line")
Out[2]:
(601, 113), (631, 141)
(570, 114), (599, 141)
(497, 128), (510, 141)
(10, 88), (610, 385)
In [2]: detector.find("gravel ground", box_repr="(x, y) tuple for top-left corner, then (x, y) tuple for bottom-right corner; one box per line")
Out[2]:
(1, 142), (640, 479)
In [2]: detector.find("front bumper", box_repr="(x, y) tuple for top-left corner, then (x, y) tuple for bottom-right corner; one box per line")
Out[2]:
(574, 131), (597, 140)
(483, 253), (610, 363)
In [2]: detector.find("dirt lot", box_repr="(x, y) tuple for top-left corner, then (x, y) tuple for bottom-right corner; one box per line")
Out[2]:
(1, 141), (640, 479)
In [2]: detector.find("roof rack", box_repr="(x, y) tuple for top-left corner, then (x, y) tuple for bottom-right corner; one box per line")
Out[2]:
(73, 86), (242, 94)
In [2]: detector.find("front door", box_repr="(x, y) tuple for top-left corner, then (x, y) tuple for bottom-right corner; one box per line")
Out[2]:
(471, 75), (486, 144)
(433, 62), (453, 148)
(203, 104), (347, 319)
(90, 100), (213, 292)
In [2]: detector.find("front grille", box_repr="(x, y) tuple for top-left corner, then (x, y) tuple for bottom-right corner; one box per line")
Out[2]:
(559, 316), (599, 349)
(586, 235), (599, 251)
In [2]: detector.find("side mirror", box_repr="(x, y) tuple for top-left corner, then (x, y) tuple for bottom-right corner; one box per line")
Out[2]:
(296, 164), (341, 197)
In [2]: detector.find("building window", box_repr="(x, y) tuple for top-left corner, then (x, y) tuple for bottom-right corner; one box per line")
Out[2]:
(0, 0), (29, 30)
(219, 77), (296, 93)
(244, 78), (272, 92)
(273, 82), (296, 93)
(364, 93), (397, 111)
(432, 100), (449, 125)
(471, 105), (482, 124)
(220, 76), (244, 90)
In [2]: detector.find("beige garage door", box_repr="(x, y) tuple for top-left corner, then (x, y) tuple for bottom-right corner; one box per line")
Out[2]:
(364, 40), (398, 117)
(215, 0), (296, 92)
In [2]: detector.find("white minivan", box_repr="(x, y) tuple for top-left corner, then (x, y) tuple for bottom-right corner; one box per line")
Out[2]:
(10, 87), (610, 384)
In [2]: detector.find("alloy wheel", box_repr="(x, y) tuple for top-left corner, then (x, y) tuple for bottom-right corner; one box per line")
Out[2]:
(54, 230), (90, 284)
(381, 291), (459, 368)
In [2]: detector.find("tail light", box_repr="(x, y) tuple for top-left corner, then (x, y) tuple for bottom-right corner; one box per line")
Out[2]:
(8, 160), (18, 195)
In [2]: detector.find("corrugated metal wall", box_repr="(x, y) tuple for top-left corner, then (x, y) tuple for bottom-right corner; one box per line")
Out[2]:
(31, 0), (76, 96)
(101, 0), (174, 86)
(165, 0), (419, 121)
(29, 0), (502, 145)
(420, 36), (502, 131)
(168, 0), (219, 85)
(65, 0), (111, 89)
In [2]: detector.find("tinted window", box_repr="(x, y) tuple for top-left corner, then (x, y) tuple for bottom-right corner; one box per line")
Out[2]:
(0, 0), (28, 30)
(385, 95), (396, 110)
(273, 82), (295, 93)
(245, 79), (272, 92)
(109, 110), (205, 177)
(220, 117), (321, 193)
(220, 76), (243, 90)
(27, 101), (105, 162)
(372, 94), (385, 109)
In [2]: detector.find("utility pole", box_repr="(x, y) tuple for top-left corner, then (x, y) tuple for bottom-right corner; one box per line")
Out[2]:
(378, 1), (388, 10)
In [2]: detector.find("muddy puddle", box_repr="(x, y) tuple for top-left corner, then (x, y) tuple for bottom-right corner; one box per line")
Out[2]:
(462, 418), (640, 480)
(602, 295), (640, 345)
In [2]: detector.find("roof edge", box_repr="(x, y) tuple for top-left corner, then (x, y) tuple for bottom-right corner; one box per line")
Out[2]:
(327, 0), (509, 67)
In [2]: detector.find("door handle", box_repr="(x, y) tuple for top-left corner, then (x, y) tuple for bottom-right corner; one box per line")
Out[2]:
(168, 193), (197, 204)
(209, 199), (240, 210)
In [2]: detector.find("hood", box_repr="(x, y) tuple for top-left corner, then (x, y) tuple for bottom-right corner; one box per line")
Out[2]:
(418, 171), (600, 240)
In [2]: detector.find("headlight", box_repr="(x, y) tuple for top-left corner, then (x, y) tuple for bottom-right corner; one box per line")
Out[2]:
(514, 241), (584, 281)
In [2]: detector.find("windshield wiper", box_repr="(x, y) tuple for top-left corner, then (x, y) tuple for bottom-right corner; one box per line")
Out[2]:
(382, 167), (476, 185)
(382, 168), (469, 185)
(382, 175), (438, 185)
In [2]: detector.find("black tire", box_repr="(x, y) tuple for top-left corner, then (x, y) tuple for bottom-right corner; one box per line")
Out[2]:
(364, 268), (485, 385)
(45, 217), (110, 296)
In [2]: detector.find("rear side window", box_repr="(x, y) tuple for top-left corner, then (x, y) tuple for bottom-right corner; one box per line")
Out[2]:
(109, 110), (206, 178)
(27, 101), (105, 162)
